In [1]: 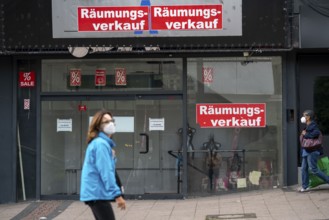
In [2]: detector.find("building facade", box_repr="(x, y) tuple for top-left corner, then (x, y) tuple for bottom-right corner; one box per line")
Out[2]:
(0, 0), (329, 203)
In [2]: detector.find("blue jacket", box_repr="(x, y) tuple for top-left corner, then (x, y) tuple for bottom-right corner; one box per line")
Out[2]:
(302, 121), (321, 157)
(80, 132), (121, 201)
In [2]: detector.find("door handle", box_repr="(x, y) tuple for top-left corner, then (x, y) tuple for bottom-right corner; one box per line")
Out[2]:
(139, 133), (149, 154)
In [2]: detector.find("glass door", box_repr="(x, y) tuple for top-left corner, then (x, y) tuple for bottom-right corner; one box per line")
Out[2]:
(41, 95), (183, 197)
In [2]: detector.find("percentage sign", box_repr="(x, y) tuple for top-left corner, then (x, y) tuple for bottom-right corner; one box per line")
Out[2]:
(70, 70), (81, 86)
(71, 71), (80, 84)
(23, 72), (31, 81)
(203, 67), (213, 83)
(117, 70), (125, 82)
(116, 69), (126, 85)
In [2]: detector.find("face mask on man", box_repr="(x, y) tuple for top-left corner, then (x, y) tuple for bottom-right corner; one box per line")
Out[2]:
(103, 122), (116, 135)
(300, 116), (306, 124)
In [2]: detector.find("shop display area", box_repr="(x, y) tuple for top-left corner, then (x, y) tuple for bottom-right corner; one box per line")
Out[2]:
(170, 125), (280, 195)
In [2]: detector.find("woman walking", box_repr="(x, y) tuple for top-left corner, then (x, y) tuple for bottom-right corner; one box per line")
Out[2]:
(80, 110), (126, 219)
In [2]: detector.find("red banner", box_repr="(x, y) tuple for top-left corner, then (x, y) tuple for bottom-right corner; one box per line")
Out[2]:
(202, 67), (214, 83)
(69, 69), (81, 86)
(196, 103), (266, 128)
(151, 5), (222, 30)
(115, 68), (127, 86)
(77, 5), (222, 32)
(19, 71), (35, 87)
(95, 69), (106, 86)
(78, 6), (149, 31)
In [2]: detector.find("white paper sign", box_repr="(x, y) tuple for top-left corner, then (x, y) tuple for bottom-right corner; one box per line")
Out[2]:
(237, 178), (247, 188)
(57, 119), (72, 132)
(149, 118), (165, 131)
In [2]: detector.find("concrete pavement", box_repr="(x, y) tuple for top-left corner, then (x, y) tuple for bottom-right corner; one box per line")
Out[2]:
(1, 185), (329, 220)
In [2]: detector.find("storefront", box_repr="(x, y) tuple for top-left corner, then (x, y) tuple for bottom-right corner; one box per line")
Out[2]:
(2, 0), (314, 203)
(16, 55), (283, 200)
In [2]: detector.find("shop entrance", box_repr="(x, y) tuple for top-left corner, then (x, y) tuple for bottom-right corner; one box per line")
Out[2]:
(40, 95), (183, 198)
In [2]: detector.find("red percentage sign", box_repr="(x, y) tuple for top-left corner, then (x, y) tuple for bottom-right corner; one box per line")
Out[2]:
(23, 72), (31, 81)
(203, 67), (213, 83)
(116, 69), (126, 84)
(71, 70), (80, 85)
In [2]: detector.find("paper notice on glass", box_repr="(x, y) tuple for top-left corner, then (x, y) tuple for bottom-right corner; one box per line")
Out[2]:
(57, 119), (72, 132)
(249, 171), (262, 185)
(237, 178), (247, 188)
(149, 118), (165, 131)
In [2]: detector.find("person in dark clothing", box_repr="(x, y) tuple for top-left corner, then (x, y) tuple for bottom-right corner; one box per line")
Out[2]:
(299, 110), (329, 192)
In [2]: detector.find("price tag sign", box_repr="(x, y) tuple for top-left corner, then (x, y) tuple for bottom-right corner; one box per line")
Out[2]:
(19, 71), (35, 87)
(70, 69), (82, 86)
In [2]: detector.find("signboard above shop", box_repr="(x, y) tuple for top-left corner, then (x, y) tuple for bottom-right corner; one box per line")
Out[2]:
(2, 0), (289, 51)
(52, 0), (240, 38)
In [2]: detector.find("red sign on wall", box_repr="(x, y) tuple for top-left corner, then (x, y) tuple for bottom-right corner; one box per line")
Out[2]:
(95, 69), (106, 86)
(24, 99), (30, 110)
(19, 71), (35, 87)
(78, 105), (87, 111)
(196, 103), (266, 128)
(69, 69), (81, 86)
(115, 68), (127, 86)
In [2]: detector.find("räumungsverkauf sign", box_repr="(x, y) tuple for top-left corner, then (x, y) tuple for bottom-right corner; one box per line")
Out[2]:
(196, 103), (266, 128)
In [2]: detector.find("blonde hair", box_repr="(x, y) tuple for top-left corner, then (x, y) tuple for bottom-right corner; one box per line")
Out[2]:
(87, 110), (113, 143)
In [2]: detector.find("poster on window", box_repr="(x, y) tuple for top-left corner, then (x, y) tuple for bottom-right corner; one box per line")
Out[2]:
(57, 119), (73, 132)
(19, 71), (35, 87)
(196, 103), (266, 128)
(69, 69), (81, 86)
(115, 68), (127, 86)
(95, 69), (106, 86)
(202, 67), (214, 84)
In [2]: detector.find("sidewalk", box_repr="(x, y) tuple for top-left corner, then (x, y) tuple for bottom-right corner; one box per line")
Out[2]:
(1, 186), (329, 220)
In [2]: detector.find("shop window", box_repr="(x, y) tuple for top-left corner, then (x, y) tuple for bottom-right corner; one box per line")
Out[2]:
(186, 57), (283, 195)
(41, 58), (182, 92)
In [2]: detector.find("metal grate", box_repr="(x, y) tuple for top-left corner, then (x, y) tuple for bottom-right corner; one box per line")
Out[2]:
(206, 213), (257, 220)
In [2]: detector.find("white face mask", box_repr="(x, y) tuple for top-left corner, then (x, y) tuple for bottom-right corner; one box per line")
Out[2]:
(103, 122), (116, 135)
(300, 116), (306, 124)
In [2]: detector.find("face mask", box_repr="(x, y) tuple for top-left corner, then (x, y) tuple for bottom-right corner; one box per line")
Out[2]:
(103, 122), (116, 135)
(300, 117), (306, 124)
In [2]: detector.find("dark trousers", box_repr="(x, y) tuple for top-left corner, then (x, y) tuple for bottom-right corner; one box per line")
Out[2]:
(86, 200), (115, 220)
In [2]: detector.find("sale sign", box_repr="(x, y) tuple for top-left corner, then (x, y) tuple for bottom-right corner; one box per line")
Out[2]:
(19, 71), (35, 87)
(115, 68), (127, 86)
(69, 69), (81, 86)
(95, 69), (106, 86)
(78, 6), (149, 31)
(202, 67), (214, 83)
(151, 5), (222, 30)
(196, 103), (266, 128)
